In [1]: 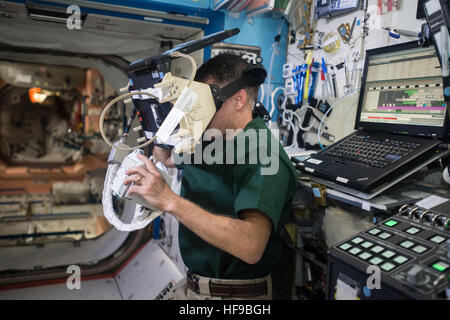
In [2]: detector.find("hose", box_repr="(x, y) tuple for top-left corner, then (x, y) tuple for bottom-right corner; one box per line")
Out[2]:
(99, 51), (197, 151)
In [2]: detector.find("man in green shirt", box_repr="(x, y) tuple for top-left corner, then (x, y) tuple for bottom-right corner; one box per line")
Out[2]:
(124, 53), (298, 299)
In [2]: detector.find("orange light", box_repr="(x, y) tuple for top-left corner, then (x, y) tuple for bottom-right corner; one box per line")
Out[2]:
(28, 87), (48, 104)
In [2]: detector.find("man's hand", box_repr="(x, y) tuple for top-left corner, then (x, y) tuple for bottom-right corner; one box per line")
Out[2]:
(153, 146), (174, 168)
(123, 154), (177, 212)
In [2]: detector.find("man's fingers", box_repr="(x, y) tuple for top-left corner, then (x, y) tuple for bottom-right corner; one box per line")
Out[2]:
(137, 154), (159, 175)
(126, 165), (149, 179)
(123, 174), (142, 186)
(128, 185), (145, 196)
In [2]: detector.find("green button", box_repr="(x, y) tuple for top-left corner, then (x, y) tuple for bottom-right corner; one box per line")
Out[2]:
(361, 241), (374, 249)
(371, 246), (384, 254)
(432, 262), (449, 272)
(381, 262), (396, 272)
(368, 228), (381, 235)
(339, 243), (352, 251)
(393, 256), (409, 264)
(358, 252), (372, 260)
(351, 237), (364, 244)
(406, 227), (421, 235)
(349, 247), (362, 255)
(412, 245), (427, 254)
(378, 232), (392, 240)
(429, 235), (446, 244)
(384, 220), (399, 227)
(400, 240), (415, 249)
(369, 257), (384, 265)
(382, 250), (396, 259)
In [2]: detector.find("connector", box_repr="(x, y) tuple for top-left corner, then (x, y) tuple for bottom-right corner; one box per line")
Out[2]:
(107, 141), (132, 164)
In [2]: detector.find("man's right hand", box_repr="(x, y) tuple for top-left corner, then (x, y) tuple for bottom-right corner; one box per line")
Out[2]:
(153, 146), (175, 168)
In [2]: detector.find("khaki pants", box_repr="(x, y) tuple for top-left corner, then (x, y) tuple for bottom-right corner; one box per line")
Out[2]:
(165, 273), (273, 300)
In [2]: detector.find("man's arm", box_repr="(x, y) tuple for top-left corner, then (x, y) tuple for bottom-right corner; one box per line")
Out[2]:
(168, 199), (273, 265)
(124, 154), (272, 265)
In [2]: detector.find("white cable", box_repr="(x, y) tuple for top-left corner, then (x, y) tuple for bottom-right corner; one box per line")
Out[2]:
(282, 110), (299, 148)
(100, 91), (159, 151)
(169, 51), (197, 87)
(270, 87), (284, 118)
(259, 85), (265, 104)
(317, 88), (361, 149)
(99, 51), (197, 151)
(265, 20), (284, 108)
(294, 105), (316, 132)
(102, 163), (162, 232)
(443, 166), (450, 185)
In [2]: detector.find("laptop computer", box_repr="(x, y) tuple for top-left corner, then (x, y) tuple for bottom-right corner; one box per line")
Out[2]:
(296, 41), (449, 198)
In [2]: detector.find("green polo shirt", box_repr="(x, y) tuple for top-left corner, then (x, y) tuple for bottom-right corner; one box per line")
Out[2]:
(175, 117), (298, 279)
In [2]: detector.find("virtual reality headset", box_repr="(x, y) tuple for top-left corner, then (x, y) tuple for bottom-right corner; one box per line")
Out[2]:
(126, 45), (267, 153)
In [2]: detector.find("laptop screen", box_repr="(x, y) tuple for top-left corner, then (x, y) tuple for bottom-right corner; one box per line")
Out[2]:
(356, 42), (448, 138)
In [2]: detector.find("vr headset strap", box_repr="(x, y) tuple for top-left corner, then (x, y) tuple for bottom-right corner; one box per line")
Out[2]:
(215, 64), (267, 110)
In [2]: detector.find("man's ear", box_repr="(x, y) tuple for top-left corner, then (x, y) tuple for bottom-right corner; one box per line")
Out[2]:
(233, 88), (247, 111)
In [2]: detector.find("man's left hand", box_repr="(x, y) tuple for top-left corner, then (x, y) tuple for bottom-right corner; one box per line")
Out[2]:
(123, 154), (177, 212)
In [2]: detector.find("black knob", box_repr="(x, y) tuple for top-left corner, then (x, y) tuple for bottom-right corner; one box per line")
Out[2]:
(413, 209), (425, 220)
(434, 215), (449, 228)
(406, 265), (429, 286)
(424, 212), (435, 223)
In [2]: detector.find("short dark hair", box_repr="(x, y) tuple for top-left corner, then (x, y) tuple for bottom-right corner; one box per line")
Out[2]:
(194, 53), (258, 103)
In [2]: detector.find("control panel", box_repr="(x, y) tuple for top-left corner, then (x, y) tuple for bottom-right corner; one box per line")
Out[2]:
(327, 204), (449, 299)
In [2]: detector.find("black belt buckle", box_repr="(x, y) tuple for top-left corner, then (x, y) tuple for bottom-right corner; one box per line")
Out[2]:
(187, 272), (199, 282)
(187, 272), (200, 293)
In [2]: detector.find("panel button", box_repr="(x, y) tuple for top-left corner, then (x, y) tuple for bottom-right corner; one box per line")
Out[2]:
(339, 243), (352, 251)
(381, 262), (396, 272)
(371, 245), (384, 254)
(405, 227), (421, 235)
(382, 250), (396, 259)
(384, 220), (399, 227)
(368, 228), (381, 236)
(429, 235), (446, 244)
(361, 241), (374, 249)
(351, 237), (364, 244)
(432, 261), (449, 272)
(349, 247), (362, 255)
(399, 240), (415, 249)
(393, 255), (409, 265)
(412, 245), (428, 254)
(358, 252), (372, 261)
(369, 257), (384, 265)
(378, 232), (392, 240)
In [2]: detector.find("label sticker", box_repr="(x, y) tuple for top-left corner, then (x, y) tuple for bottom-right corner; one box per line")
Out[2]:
(155, 88), (198, 143)
(156, 107), (185, 143)
(173, 87), (198, 114)
(130, 88), (162, 100)
(313, 188), (321, 197)
(16, 74), (31, 83)
(336, 177), (349, 184)
(362, 201), (371, 211)
(336, 279), (358, 300)
(305, 167), (315, 173)
(307, 158), (323, 165)
(415, 195), (448, 209)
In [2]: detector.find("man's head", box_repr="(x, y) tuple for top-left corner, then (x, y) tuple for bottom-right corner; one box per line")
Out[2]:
(195, 53), (260, 133)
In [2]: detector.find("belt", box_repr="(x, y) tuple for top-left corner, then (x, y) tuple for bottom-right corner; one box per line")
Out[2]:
(186, 272), (268, 298)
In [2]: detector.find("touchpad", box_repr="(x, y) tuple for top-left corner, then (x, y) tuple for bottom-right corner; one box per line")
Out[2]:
(322, 163), (348, 174)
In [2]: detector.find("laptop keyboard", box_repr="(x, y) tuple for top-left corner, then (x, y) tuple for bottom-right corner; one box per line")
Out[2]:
(323, 135), (421, 169)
